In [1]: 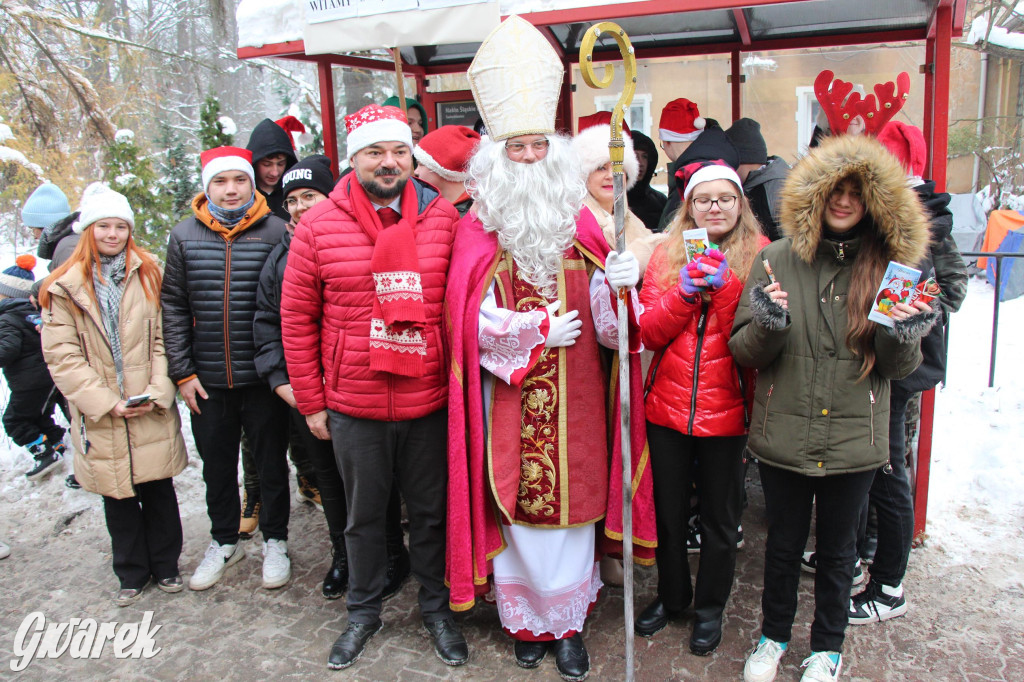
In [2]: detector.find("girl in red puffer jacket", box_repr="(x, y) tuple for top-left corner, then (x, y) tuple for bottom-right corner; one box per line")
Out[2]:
(635, 160), (768, 655)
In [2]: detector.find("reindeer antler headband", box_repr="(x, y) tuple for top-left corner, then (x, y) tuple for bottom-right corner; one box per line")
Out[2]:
(814, 70), (911, 136)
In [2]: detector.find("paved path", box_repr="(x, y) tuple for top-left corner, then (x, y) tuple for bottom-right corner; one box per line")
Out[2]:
(2, 456), (1023, 681)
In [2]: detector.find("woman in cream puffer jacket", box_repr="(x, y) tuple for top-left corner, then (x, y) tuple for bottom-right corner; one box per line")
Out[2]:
(40, 184), (186, 606)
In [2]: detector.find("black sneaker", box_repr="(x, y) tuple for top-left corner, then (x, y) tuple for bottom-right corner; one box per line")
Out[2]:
(65, 475), (81, 489)
(25, 449), (62, 482)
(848, 582), (908, 624)
(686, 522), (701, 555)
(800, 552), (865, 586)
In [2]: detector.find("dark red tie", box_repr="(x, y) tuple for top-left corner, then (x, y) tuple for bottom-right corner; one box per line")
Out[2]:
(377, 207), (400, 228)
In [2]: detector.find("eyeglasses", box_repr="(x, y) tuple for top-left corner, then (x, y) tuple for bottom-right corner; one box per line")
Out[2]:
(692, 195), (738, 212)
(283, 190), (322, 211)
(505, 138), (550, 155)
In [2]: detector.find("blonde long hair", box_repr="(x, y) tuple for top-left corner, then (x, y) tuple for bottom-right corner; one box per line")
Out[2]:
(660, 181), (763, 291)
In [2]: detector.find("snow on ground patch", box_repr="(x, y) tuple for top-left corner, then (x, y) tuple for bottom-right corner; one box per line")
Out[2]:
(927, 276), (1024, 587)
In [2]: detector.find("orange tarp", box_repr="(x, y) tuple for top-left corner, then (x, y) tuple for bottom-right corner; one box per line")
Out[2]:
(978, 210), (1024, 269)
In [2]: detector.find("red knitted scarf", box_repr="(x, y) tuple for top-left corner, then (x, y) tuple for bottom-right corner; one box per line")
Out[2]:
(347, 173), (426, 377)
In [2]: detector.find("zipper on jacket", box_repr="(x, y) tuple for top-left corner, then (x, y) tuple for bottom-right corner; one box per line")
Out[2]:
(869, 389), (876, 447)
(687, 302), (709, 435)
(735, 365), (750, 429)
(837, 242), (846, 261)
(762, 383), (774, 437)
(223, 241), (233, 388)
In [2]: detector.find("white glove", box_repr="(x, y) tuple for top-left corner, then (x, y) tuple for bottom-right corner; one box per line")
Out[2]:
(544, 300), (582, 347)
(605, 250), (639, 290)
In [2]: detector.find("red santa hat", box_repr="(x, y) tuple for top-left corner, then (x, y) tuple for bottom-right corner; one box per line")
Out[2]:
(577, 111), (630, 136)
(677, 160), (744, 200)
(200, 146), (255, 192)
(659, 98), (706, 143)
(275, 115), (313, 150)
(412, 125), (481, 182)
(878, 120), (927, 179)
(345, 104), (413, 159)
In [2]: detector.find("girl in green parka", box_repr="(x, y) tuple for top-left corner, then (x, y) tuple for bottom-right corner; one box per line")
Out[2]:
(729, 134), (939, 682)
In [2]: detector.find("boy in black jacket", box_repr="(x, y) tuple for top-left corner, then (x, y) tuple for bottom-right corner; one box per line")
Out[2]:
(0, 255), (66, 481)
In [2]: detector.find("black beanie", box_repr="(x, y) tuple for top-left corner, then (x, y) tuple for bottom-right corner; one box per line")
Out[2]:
(281, 155), (336, 200)
(726, 118), (768, 165)
(676, 128), (740, 170)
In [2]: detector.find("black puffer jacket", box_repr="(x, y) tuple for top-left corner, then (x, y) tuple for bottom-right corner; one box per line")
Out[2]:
(0, 298), (53, 390)
(893, 181), (969, 393)
(253, 230), (291, 390)
(246, 118), (297, 221)
(627, 130), (667, 232)
(161, 199), (287, 389)
(37, 213), (80, 270)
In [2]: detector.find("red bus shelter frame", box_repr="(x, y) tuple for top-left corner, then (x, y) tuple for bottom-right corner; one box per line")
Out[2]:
(238, 0), (968, 542)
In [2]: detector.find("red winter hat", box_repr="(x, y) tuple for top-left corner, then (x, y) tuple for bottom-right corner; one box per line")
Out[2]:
(345, 104), (413, 159)
(577, 111), (629, 136)
(659, 98), (706, 142)
(200, 146), (255, 192)
(413, 125), (481, 182)
(275, 115), (312, 150)
(878, 121), (927, 178)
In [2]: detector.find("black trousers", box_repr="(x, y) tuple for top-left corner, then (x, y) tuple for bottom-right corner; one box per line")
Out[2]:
(862, 385), (916, 588)
(288, 406), (347, 536)
(758, 462), (876, 652)
(3, 384), (65, 447)
(328, 408), (450, 625)
(190, 385), (289, 544)
(102, 478), (183, 589)
(647, 423), (746, 621)
(241, 417), (317, 490)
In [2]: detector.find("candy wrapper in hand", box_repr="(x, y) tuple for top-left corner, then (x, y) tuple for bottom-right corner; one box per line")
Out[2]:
(868, 261), (922, 328)
(911, 277), (940, 306)
(682, 228), (709, 263)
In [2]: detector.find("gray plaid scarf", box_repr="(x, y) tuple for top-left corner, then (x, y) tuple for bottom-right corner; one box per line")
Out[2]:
(93, 249), (128, 393)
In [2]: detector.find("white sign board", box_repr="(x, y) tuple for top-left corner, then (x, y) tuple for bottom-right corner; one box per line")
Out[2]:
(307, 0), (481, 25)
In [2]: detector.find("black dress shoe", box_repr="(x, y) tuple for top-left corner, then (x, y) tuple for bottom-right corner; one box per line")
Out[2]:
(553, 633), (589, 681)
(513, 640), (548, 669)
(322, 532), (348, 599)
(424, 617), (469, 666)
(327, 621), (382, 670)
(635, 599), (681, 637)
(689, 618), (723, 655)
(382, 541), (411, 601)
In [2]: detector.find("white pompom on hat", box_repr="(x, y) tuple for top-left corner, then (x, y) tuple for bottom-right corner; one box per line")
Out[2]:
(72, 182), (135, 234)
(571, 124), (640, 190)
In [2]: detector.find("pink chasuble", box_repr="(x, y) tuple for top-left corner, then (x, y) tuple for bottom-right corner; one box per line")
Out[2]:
(487, 248), (610, 528)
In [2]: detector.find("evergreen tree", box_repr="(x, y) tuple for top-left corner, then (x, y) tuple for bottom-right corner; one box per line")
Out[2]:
(199, 95), (234, 150)
(158, 124), (197, 217)
(104, 130), (173, 256)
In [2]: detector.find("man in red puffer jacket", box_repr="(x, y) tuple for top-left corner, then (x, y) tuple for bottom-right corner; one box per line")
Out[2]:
(281, 104), (467, 670)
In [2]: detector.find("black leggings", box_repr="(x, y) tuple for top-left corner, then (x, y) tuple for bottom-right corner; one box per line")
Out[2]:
(647, 423), (746, 621)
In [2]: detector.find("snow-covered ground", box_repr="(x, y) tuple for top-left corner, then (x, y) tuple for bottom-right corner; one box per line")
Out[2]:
(1, 244), (1022, 592)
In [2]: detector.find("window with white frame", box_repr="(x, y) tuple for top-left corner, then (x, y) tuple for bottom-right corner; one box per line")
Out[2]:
(594, 93), (653, 136)
(795, 86), (820, 158)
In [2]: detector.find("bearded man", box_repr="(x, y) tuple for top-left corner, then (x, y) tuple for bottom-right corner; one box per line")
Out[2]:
(281, 104), (468, 670)
(445, 16), (657, 682)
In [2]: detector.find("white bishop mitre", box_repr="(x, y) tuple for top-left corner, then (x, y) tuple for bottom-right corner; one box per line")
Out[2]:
(468, 15), (564, 141)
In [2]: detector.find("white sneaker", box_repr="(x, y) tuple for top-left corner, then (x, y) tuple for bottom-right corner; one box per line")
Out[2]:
(0, 539), (9, 560)
(744, 637), (787, 682)
(801, 651), (842, 682)
(262, 539), (291, 589)
(189, 541), (244, 591)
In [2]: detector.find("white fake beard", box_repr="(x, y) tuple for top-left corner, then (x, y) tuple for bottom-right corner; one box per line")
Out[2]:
(467, 135), (587, 299)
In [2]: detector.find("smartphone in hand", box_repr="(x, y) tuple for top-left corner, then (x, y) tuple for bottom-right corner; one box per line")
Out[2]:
(124, 393), (152, 408)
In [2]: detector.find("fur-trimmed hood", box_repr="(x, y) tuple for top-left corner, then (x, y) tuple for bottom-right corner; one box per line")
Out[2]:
(779, 134), (930, 267)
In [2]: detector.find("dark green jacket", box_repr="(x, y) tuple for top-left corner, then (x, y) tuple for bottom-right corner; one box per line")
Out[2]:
(729, 135), (933, 476)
